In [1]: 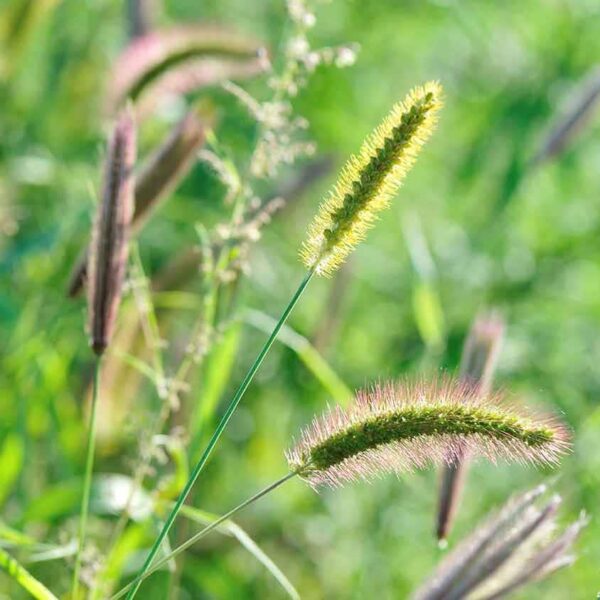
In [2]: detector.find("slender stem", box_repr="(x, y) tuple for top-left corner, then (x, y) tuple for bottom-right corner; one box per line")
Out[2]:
(72, 358), (102, 598)
(125, 270), (314, 598)
(113, 472), (297, 599)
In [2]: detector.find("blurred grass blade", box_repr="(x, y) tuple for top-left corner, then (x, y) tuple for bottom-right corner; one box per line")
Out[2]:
(101, 524), (148, 595)
(21, 481), (82, 525)
(116, 351), (160, 387)
(176, 503), (300, 600)
(0, 523), (36, 548)
(27, 541), (77, 564)
(531, 64), (600, 166)
(192, 323), (242, 447)
(245, 309), (352, 404)
(403, 213), (445, 352)
(0, 433), (24, 508)
(0, 0), (59, 79)
(412, 282), (445, 352)
(0, 524), (77, 563)
(0, 547), (58, 600)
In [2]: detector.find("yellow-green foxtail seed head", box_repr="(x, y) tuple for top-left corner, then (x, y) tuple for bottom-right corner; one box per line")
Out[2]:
(301, 81), (443, 276)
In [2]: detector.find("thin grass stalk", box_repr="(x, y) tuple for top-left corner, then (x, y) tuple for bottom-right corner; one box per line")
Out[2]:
(72, 358), (101, 598)
(127, 0), (156, 39)
(114, 472), (298, 599)
(436, 313), (504, 540)
(124, 270), (314, 598)
(171, 503), (300, 600)
(94, 248), (168, 598)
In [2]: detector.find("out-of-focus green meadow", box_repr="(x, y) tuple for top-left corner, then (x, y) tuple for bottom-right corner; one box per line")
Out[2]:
(1, 0), (600, 597)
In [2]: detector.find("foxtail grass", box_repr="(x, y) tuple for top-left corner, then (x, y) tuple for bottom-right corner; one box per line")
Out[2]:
(72, 111), (136, 599)
(87, 112), (136, 355)
(124, 82), (442, 598)
(301, 81), (442, 276)
(415, 484), (587, 599)
(113, 375), (568, 598)
(531, 65), (600, 166)
(68, 105), (208, 297)
(287, 378), (568, 488)
(106, 25), (266, 114)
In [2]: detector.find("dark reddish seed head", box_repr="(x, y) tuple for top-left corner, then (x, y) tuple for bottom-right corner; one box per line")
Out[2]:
(87, 111), (137, 355)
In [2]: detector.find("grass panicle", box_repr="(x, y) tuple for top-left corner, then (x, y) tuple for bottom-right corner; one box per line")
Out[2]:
(414, 484), (587, 600)
(130, 104), (208, 231)
(437, 311), (505, 541)
(301, 81), (443, 276)
(106, 25), (266, 114)
(87, 110), (137, 355)
(68, 105), (207, 297)
(287, 378), (569, 488)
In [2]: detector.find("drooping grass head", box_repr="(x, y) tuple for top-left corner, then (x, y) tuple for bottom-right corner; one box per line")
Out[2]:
(287, 378), (569, 488)
(301, 81), (443, 276)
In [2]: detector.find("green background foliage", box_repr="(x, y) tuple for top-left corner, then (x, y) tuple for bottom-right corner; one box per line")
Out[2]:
(1, 0), (599, 597)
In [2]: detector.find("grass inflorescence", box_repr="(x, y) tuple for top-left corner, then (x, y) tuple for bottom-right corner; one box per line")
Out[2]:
(287, 378), (569, 488)
(301, 81), (443, 276)
(87, 110), (137, 355)
(415, 483), (587, 600)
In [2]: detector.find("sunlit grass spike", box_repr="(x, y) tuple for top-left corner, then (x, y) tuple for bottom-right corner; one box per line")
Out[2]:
(301, 81), (443, 276)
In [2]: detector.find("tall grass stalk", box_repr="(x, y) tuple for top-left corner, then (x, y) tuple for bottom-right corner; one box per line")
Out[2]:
(72, 358), (101, 598)
(113, 472), (298, 599)
(125, 269), (314, 597)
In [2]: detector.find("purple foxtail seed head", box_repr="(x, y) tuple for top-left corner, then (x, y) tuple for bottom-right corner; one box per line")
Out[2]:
(68, 105), (207, 298)
(87, 111), (137, 355)
(415, 484), (586, 600)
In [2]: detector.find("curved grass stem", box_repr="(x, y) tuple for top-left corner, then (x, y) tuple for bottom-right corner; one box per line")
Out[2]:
(125, 270), (314, 598)
(72, 357), (101, 598)
(113, 472), (298, 599)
